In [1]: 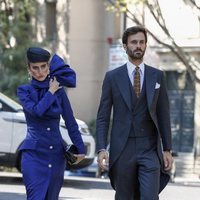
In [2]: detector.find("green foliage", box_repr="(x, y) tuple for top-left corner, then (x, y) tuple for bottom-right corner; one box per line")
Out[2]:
(105, 0), (145, 13)
(0, 0), (36, 99)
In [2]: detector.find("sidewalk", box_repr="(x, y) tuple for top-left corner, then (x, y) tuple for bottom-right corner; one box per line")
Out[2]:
(173, 173), (200, 186)
(1, 171), (200, 184)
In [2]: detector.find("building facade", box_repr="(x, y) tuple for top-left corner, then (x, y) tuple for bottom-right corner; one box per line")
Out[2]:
(36, 0), (123, 123)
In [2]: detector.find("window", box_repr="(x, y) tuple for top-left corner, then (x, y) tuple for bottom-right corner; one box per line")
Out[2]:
(45, 1), (57, 40)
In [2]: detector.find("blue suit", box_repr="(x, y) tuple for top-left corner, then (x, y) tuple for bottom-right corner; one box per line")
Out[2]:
(96, 64), (171, 199)
(17, 55), (85, 200)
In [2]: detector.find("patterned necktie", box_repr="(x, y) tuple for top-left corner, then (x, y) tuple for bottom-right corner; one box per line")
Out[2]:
(134, 66), (140, 98)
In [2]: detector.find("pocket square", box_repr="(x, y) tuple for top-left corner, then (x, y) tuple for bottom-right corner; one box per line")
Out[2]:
(155, 82), (160, 89)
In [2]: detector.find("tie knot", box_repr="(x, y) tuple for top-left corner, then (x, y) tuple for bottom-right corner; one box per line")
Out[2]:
(135, 66), (139, 72)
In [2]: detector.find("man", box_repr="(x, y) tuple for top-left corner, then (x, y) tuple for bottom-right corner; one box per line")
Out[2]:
(96, 26), (173, 200)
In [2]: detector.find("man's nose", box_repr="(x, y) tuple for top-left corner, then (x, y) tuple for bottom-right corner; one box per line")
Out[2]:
(136, 42), (141, 47)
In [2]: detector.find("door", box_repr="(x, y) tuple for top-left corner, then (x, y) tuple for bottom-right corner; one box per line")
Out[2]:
(169, 90), (195, 152)
(165, 70), (195, 152)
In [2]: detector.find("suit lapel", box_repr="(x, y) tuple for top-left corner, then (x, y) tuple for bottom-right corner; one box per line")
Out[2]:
(145, 65), (157, 109)
(115, 65), (132, 112)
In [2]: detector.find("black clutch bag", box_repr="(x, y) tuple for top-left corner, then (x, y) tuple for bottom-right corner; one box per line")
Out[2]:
(64, 144), (78, 165)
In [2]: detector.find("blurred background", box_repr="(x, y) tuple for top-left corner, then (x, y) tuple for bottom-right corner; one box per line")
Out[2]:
(0, 0), (200, 189)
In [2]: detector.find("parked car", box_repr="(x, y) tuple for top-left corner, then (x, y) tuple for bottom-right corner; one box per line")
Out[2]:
(0, 92), (95, 171)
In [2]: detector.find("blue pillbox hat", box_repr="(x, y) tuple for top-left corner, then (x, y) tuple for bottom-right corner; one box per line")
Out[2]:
(27, 47), (51, 63)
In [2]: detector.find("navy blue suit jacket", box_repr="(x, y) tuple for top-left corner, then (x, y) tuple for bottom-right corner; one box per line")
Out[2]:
(96, 64), (172, 192)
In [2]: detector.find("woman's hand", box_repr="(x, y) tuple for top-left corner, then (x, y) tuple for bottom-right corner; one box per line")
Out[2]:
(49, 77), (61, 94)
(73, 154), (85, 165)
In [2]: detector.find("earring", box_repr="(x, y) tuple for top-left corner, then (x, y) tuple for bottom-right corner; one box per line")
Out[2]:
(28, 72), (32, 80)
(48, 69), (50, 78)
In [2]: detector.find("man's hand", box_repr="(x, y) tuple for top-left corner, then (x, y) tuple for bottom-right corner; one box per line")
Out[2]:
(97, 150), (109, 170)
(163, 151), (173, 171)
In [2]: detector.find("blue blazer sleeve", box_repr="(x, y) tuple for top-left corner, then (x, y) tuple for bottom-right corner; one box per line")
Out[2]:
(17, 85), (56, 117)
(96, 72), (113, 152)
(60, 89), (85, 154)
(156, 72), (172, 151)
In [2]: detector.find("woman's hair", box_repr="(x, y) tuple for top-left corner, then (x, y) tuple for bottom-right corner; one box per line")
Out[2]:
(122, 26), (147, 44)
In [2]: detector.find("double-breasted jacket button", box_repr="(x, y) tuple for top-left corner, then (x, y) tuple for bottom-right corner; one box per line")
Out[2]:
(48, 164), (52, 168)
(47, 127), (51, 131)
(49, 145), (53, 149)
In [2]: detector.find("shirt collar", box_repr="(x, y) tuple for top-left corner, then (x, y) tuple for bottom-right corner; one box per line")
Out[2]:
(127, 61), (145, 76)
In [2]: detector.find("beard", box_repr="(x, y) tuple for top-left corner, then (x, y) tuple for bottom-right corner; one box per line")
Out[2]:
(126, 47), (145, 60)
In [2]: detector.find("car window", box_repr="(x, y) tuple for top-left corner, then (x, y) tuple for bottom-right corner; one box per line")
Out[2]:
(0, 100), (16, 112)
(0, 93), (22, 112)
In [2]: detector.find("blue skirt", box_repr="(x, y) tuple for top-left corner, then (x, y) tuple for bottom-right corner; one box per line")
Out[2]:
(21, 142), (66, 200)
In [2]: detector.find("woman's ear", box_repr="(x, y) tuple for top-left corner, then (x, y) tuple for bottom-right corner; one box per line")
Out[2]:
(27, 69), (32, 80)
(27, 67), (31, 74)
(27, 66), (33, 75)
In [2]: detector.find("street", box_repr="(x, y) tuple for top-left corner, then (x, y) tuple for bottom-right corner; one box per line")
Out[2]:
(0, 172), (200, 200)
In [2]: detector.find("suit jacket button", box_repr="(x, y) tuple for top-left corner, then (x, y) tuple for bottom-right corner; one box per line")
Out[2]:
(49, 145), (53, 149)
(47, 127), (51, 131)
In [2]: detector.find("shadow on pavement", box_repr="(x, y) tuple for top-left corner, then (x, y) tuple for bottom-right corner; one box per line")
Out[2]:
(59, 198), (83, 200)
(0, 175), (112, 191)
(63, 178), (112, 190)
(1, 174), (199, 190)
(0, 192), (25, 200)
(0, 193), (80, 200)
(0, 176), (23, 185)
(168, 182), (200, 188)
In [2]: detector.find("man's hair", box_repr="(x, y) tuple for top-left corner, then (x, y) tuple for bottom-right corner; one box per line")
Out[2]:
(122, 26), (147, 44)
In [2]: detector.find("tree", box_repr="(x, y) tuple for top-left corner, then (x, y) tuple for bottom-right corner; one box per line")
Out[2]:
(105, 0), (200, 82)
(0, 0), (36, 99)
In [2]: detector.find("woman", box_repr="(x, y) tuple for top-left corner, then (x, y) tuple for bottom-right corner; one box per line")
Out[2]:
(17, 47), (85, 200)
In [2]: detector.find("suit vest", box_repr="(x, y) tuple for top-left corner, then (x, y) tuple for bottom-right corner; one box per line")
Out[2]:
(129, 73), (156, 137)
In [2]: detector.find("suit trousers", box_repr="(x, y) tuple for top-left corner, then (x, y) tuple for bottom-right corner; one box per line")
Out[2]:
(112, 136), (160, 200)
